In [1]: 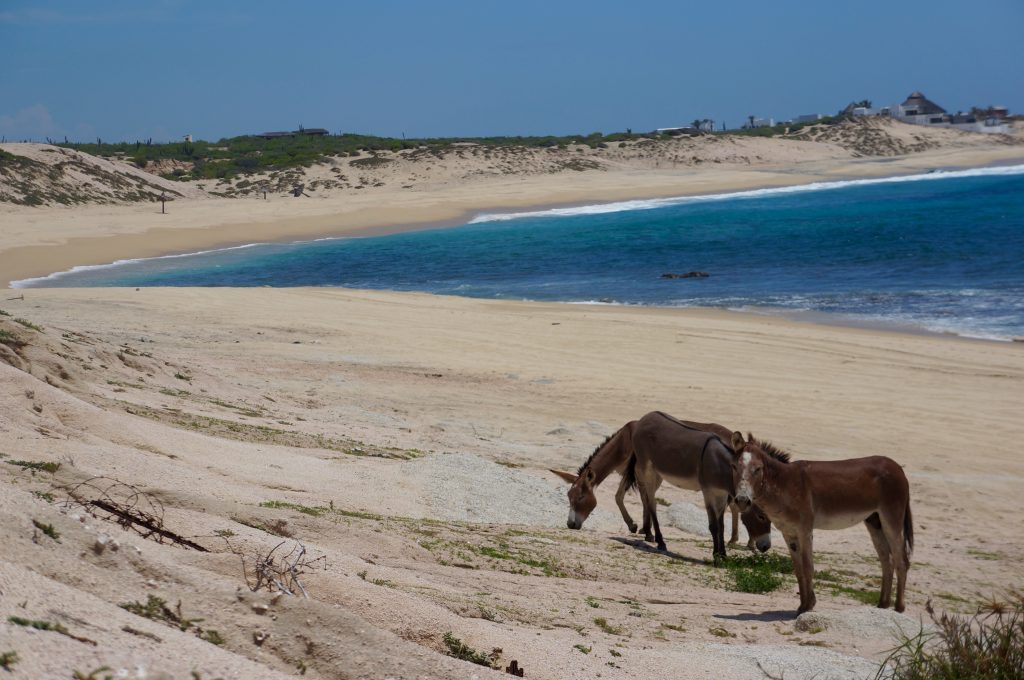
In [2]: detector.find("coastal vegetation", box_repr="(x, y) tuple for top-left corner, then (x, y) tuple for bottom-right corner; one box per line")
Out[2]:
(56, 130), (645, 181)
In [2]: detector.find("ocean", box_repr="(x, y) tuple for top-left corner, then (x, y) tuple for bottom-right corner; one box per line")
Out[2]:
(17, 165), (1024, 341)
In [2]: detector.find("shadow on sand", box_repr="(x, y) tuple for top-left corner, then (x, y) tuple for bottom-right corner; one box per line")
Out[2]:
(610, 536), (705, 566)
(714, 610), (795, 622)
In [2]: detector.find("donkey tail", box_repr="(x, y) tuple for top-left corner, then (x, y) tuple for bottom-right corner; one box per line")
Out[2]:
(622, 453), (638, 493)
(903, 500), (914, 564)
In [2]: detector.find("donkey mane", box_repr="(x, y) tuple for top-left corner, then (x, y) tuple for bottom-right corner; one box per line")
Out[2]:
(748, 432), (792, 463)
(577, 433), (615, 475)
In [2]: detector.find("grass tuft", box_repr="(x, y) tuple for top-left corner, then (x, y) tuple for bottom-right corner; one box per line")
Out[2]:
(876, 594), (1024, 679)
(32, 519), (60, 542)
(0, 650), (18, 670)
(6, 460), (60, 474)
(442, 632), (493, 667)
(594, 617), (626, 636)
(13, 318), (42, 332)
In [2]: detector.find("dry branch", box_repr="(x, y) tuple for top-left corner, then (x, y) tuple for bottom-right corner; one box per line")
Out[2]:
(228, 539), (326, 598)
(59, 477), (208, 551)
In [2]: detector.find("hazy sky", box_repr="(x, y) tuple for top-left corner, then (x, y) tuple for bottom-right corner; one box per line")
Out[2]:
(2, 0), (1022, 142)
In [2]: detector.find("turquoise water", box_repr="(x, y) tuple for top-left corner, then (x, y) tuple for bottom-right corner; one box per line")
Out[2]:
(20, 165), (1024, 340)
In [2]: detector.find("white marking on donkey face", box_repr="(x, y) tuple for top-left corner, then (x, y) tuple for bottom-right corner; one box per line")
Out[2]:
(567, 509), (581, 530)
(736, 451), (754, 501)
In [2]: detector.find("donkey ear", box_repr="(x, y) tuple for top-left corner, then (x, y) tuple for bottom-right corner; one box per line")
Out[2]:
(549, 469), (578, 484)
(731, 431), (746, 452)
(583, 467), (596, 484)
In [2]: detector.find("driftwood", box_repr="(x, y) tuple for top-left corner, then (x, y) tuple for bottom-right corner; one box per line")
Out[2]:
(60, 476), (208, 551)
(228, 539), (326, 598)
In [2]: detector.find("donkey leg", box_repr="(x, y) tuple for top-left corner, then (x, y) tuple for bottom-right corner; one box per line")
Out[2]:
(728, 502), (740, 546)
(703, 489), (729, 562)
(799, 531), (817, 613)
(641, 483), (666, 551)
(783, 532), (807, 613)
(786, 530), (816, 614)
(864, 513), (893, 609)
(880, 510), (910, 613)
(614, 474), (638, 534)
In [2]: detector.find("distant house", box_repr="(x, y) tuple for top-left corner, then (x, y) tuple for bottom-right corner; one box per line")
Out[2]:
(749, 117), (774, 128)
(257, 127), (331, 139)
(655, 126), (699, 135)
(897, 91), (947, 125)
(795, 113), (823, 124)
(894, 91), (1010, 133)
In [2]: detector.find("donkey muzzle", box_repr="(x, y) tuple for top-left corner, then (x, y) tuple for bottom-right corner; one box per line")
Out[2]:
(734, 495), (752, 512)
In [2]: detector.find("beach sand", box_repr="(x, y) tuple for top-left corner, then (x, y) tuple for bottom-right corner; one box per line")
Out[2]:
(1, 122), (1023, 677)
(1, 288), (1022, 678)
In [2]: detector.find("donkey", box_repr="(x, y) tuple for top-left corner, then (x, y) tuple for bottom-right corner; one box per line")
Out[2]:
(731, 432), (913, 613)
(551, 412), (772, 560)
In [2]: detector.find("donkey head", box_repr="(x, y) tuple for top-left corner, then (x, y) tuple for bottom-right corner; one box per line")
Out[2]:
(730, 432), (774, 551)
(739, 505), (772, 553)
(730, 431), (767, 512)
(550, 468), (597, 530)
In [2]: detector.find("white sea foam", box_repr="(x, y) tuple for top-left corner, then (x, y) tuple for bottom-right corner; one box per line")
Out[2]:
(468, 164), (1024, 223)
(10, 242), (267, 288)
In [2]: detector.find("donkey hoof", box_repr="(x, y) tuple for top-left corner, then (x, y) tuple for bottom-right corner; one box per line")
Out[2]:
(628, 523), (638, 534)
(656, 542), (667, 552)
(644, 534), (655, 543)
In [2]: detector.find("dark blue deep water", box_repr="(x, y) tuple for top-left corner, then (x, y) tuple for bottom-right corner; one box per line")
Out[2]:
(22, 166), (1024, 340)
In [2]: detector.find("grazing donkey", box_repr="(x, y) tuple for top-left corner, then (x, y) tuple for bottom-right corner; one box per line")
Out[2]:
(551, 412), (772, 560)
(731, 432), (913, 613)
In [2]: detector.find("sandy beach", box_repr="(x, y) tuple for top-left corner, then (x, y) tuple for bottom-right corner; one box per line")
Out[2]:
(3, 121), (1023, 288)
(2, 286), (1023, 678)
(1, 121), (1023, 678)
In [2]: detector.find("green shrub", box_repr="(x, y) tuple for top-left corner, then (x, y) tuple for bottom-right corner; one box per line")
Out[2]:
(723, 552), (793, 593)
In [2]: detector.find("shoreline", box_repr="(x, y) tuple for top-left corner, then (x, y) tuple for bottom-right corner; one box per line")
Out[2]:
(3, 145), (1024, 289)
(7, 160), (1024, 344)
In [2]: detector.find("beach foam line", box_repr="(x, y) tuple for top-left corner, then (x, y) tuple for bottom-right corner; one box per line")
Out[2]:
(9, 236), (351, 289)
(468, 163), (1024, 223)
(9, 242), (268, 288)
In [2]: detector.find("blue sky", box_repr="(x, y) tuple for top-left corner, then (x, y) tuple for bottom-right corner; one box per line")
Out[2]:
(2, 0), (1022, 142)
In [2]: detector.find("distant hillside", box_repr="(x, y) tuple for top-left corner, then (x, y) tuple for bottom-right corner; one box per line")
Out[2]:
(1, 119), (1019, 207)
(0, 144), (209, 207)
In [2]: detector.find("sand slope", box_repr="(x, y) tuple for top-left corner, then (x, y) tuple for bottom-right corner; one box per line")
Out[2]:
(1, 288), (1021, 678)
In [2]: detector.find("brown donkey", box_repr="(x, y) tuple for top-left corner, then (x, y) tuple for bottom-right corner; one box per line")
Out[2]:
(551, 412), (773, 560)
(731, 433), (913, 613)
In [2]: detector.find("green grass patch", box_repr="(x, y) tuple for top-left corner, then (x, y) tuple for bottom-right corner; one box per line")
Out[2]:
(585, 596), (601, 608)
(0, 329), (25, 348)
(259, 500), (328, 517)
(573, 644), (591, 654)
(722, 552), (793, 593)
(831, 585), (881, 606)
(12, 318), (42, 332)
(442, 632), (493, 667)
(594, 617), (626, 636)
(32, 519), (60, 542)
(966, 548), (1000, 561)
(6, 460), (61, 474)
(0, 650), (17, 670)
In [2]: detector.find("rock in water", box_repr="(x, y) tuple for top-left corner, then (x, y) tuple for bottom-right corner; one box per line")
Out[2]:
(661, 271), (710, 279)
